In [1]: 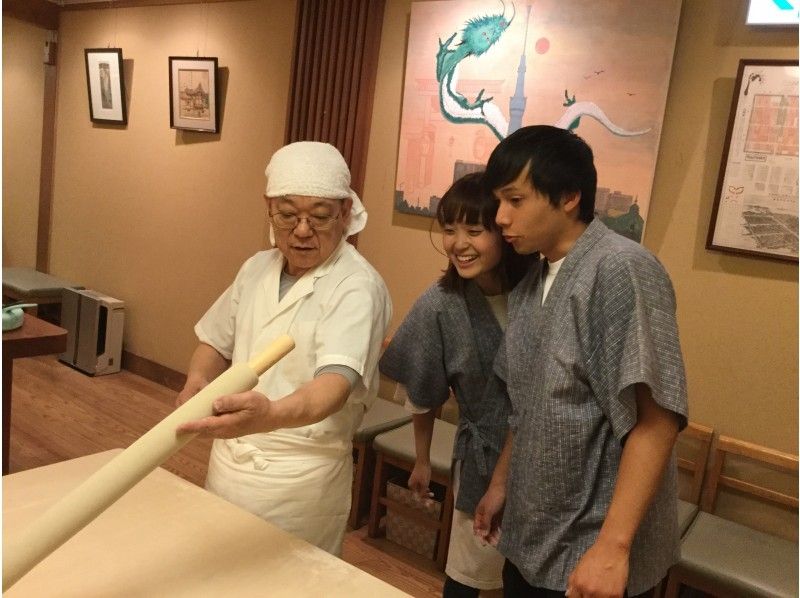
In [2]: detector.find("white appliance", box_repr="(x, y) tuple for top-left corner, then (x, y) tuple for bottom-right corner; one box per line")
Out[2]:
(60, 288), (124, 375)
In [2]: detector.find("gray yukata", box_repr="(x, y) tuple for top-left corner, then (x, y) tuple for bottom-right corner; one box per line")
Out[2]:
(380, 281), (511, 515)
(495, 219), (688, 594)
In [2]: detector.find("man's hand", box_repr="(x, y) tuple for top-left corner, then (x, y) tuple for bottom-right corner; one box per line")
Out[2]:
(473, 483), (505, 546)
(176, 390), (273, 438)
(565, 384), (678, 598)
(565, 537), (629, 598)
(408, 461), (433, 501)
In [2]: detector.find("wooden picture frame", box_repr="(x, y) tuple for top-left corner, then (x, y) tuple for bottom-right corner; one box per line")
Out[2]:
(168, 56), (219, 133)
(706, 59), (799, 262)
(84, 48), (127, 125)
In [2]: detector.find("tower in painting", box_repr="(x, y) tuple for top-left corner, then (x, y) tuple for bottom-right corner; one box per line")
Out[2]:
(508, 5), (532, 135)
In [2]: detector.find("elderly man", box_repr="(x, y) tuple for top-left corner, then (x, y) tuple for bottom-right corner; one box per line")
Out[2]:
(177, 142), (392, 556)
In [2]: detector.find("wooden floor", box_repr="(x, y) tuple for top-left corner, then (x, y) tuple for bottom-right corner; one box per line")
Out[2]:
(6, 355), (446, 597)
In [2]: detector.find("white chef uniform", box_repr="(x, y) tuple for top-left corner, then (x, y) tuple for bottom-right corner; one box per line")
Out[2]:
(196, 238), (391, 554)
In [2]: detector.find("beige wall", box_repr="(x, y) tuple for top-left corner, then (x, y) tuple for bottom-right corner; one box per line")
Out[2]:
(3, 17), (47, 268)
(47, 1), (295, 371)
(358, 0), (799, 452)
(644, 1), (798, 452)
(4, 0), (797, 453)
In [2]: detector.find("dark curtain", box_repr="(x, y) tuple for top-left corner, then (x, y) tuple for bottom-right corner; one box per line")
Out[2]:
(285, 0), (386, 242)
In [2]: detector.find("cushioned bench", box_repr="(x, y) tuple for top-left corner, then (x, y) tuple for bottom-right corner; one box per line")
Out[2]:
(664, 434), (798, 598)
(3, 267), (83, 324)
(355, 398), (413, 445)
(368, 418), (457, 570)
(677, 499), (699, 537)
(2, 267), (81, 306)
(349, 398), (412, 529)
(675, 422), (714, 538)
(675, 511), (798, 597)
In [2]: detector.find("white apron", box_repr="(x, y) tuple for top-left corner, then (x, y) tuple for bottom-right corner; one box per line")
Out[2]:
(206, 433), (353, 555)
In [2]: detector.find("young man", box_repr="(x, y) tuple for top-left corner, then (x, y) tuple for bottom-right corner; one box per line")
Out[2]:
(177, 141), (392, 556)
(474, 125), (688, 598)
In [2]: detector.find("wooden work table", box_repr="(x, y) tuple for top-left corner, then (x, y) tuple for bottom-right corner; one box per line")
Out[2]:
(3, 450), (410, 597)
(2, 313), (68, 474)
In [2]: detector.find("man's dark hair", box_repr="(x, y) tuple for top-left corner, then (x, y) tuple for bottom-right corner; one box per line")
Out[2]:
(484, 125), (597, 223)
(435, 172), (532, 292)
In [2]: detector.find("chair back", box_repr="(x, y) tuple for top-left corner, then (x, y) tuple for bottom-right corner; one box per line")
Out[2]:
(676, 422), (714, 504)
(700, 435), (798, 540)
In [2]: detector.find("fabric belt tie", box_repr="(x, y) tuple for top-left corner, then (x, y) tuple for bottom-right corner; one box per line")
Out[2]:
(229, 440), (271, 471)
(457, 419), (489, 476)
(223, 433), (351, 471)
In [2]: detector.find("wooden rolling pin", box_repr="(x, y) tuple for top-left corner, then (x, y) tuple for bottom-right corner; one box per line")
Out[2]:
(3, 334), (295, 590)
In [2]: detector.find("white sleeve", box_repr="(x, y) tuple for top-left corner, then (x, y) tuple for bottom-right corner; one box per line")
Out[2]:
(194, 257), (255, 360)
(195, 284), (237, 360)
(313, 273), (390, 386)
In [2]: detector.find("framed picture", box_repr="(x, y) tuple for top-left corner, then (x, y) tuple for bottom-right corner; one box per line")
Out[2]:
(168, 56), (219, 133)
(84, 48), (127, 125)
(393, 0), (682, 244)
(707, 59), (799, 262)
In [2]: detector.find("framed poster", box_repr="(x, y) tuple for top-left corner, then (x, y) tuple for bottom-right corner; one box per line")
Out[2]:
(168, 57), (219, 133)
(707, 59), (799, 262)
(84, 48), (127, 125)
(394, 0), (682, 243)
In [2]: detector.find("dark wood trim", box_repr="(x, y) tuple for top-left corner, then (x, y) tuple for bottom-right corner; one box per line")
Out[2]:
(121, 350), (186, 392)
(5, 2), (59, 272)
(37, 62), (58, 273)
(61, 0), (246, 10)
(2, 357), (12, 475)
(350, 0), (385, 198)
(3, 0), (59, 30)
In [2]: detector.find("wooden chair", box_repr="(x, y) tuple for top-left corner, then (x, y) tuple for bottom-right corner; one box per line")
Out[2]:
(367, 418), (456, 571)
(675, 422), (714, 536)
(664, 435), (799, 598)
(349, 397), (411, 529)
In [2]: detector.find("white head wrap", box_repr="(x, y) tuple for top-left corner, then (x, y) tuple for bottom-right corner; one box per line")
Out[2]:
(264, 142), (367, 243)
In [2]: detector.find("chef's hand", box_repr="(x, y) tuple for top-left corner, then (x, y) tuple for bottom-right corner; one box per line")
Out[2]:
(175, 378), (207, 407)
(176, 390), (273, 438)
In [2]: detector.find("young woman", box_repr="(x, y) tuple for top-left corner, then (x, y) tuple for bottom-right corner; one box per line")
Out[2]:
(379, 172), (532, 597)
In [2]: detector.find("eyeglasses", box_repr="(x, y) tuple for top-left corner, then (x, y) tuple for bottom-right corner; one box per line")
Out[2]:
(269, 210), (341, 231)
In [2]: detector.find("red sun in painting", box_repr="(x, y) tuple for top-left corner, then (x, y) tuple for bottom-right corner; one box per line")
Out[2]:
(535, 37), (550, 54)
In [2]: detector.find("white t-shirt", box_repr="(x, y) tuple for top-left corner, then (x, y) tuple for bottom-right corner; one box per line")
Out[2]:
(542, 256), (565, 304)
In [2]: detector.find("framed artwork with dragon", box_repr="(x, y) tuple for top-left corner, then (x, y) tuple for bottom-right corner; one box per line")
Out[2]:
(706, 59), (799, 263)
(394, 0), (682, 243)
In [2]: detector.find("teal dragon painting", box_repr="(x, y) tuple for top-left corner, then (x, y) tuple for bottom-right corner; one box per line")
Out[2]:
(435, 2), (649, 141)
(395, 0), (682, 240)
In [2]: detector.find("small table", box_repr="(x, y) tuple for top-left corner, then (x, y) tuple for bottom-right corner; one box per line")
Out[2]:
(2, 313), (68, 474)
(3, 450), (411, 597)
